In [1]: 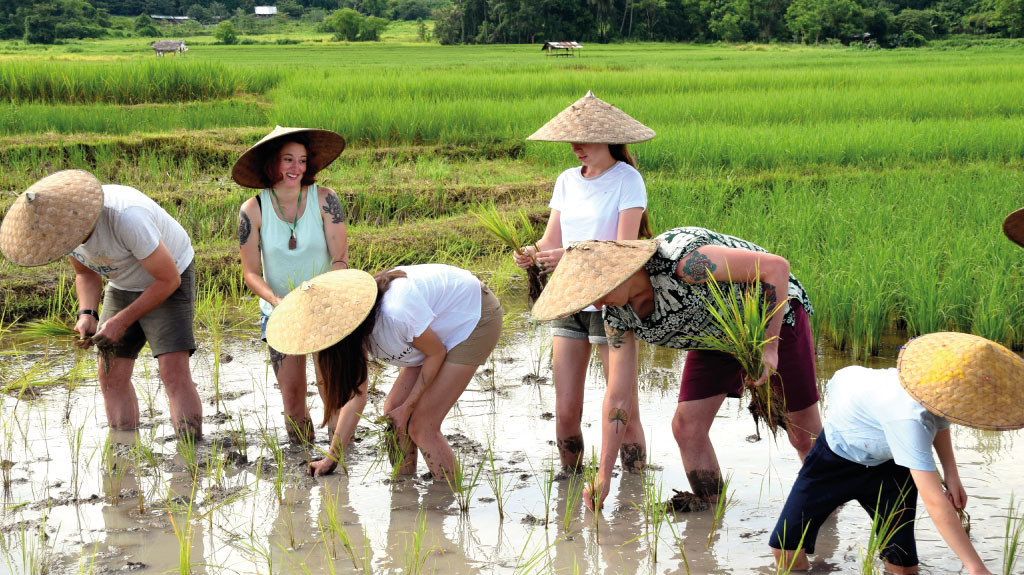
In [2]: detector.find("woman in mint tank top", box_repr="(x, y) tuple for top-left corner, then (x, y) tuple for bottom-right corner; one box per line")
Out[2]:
(232, 126), (350, 443)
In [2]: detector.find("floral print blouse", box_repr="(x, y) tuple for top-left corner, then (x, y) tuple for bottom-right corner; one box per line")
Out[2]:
(603, 227), (814, 349)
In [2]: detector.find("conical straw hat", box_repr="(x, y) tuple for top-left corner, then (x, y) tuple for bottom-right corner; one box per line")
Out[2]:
(532, 240), (657, 321)
(897, 332), (1024, 431)
(0, 170), (104, 267)
(265, 269), (378, 355)
(527, 91), (656, 144)
(231, 126), (346, 189)
(1003, 207), (1024, 248)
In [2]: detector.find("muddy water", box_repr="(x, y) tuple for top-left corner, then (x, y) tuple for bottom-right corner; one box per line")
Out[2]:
(1, 313), (1022, 574)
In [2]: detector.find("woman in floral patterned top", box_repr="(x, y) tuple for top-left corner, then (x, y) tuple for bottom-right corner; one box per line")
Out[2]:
(532, 227), (823, 511)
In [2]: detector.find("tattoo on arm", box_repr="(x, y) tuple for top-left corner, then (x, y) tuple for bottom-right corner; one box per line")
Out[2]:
(609, 408), (629, 434)
(238, 212), (251, 246)
(604, 324), (627, 349)
(679, 251), (716, 283)
(322, 193), (345, 224)
(269, 346), (285, 376)
(762, 282), (779, 310)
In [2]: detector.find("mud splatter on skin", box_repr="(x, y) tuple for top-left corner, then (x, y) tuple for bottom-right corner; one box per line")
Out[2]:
(619, 443), (645, 473)
(557, 434), (584, 470)
(284, 416), (314, 444)
(176, 416), (203, 442)
(687, 469), (723, 502)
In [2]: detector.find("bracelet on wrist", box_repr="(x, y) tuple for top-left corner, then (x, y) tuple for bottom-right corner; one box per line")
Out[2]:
(78, 309), (99, 320)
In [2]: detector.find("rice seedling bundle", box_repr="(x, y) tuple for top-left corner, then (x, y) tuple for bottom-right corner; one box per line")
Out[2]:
(473, 203), (545, 304)
(695, 267), (789, 438)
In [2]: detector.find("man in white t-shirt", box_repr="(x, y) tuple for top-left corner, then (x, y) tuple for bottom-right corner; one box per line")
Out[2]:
(769, 332), (1023, 575)
(0, 170), (202, 439)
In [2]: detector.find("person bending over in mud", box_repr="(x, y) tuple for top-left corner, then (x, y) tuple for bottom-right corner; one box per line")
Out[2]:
(0, 170), (202, 439)
(513, 90), (654, 473)
(531, 227), (823, 510)
(769, 332), (1022, 574)
(264, 265), (502, 480)
(233, 125), (349, 443)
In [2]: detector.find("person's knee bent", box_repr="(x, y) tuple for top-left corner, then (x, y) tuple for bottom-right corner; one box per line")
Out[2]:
(407, 416), (442, 448)
(672, 411), (705, 446)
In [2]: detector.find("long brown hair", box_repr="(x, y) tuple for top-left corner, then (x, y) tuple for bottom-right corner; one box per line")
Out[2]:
(609, 144), (653, 239)
(259, 134), (319, 188)
(316, 269), (408, 426)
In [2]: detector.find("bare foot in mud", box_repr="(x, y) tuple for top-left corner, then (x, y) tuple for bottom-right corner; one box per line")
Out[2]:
(666, 489), (709, 513)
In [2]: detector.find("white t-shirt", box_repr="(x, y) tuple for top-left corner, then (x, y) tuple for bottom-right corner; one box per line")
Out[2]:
(70, 185), (194, 292)
(368, 264), (482, 367)
(549, 161), (647, 245)
(824, 366), (951, 471)
(549, 161), (647, 311)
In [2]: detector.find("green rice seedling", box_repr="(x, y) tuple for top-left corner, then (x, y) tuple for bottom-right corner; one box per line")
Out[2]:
(513, 527), (565, 574)
(664, 511), (692, 574)
(583, 449), (601, 542)
(177, 431), (200, 481)
(484, 441), (514, 522)
(320, 485), (361, 569)
(166, 483), (198, 575)
(858, 483), (912, 575)
(258, 425), (287, 504)
(1004, 493), (1024, 575)
(17, 317), (79, 340)
(563, 471), (585, 534)
(403, 508), (433, 575)
(13, 515), (57, 575)
(445, 449), (485, 514)
(773, 520), (812, 574)
(706, 473), (737, 549)
(694, 265), (789, 439)
(359, 415), (405, 480)
(526, 455), (556, 528)
(225, 413), (249, 464)
(629, 468), (670, 564)
(66, 418), (88, 500)
(101, 436), (129, 505)
(473, 203), (545, 304)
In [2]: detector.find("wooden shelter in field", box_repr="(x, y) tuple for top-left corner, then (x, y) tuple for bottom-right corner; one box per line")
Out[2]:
(542, 42), (582, 57)
(151, 40), (188, 56)
(255, 6), (278, 17)
(149, 15), (190, 23)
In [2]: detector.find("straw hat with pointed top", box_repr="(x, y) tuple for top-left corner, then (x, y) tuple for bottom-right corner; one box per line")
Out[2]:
(897, 332), (1024, 431)
(527, 91), (656, 144)
(1003, 207), (1024, 248)
(231, 126), (346, 189)
(531, 240), (658, 321)
(0, 170), (104, 267)
(266, 269), (378, 355)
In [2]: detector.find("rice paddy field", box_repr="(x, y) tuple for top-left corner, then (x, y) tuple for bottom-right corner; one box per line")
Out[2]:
(2, 36), (1024, 574)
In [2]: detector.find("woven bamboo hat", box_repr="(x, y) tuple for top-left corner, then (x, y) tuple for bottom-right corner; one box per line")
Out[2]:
(0, 170), (104, 267)
(527, 91), (656, 144)
(1003, 207), (1024, 248)
(897, 332), (1024, 431)
(532, 240), (658, 321)
(265, 269), (378, 355)
(231, 126), (346, 189)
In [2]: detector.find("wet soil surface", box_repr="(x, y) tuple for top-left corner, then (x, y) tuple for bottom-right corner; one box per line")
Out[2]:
(1, 322), (1022, 574)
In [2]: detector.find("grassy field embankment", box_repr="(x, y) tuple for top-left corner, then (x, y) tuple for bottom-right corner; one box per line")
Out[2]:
(1, 39), (1023, 354)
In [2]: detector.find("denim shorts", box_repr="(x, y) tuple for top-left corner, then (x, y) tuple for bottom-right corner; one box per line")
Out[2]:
(769, 431), (920, 567)
(550, 310), (608, 344)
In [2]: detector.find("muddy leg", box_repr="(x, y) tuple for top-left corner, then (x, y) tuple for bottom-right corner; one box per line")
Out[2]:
(270, 347), (313, 443)
(383, 367), (422, 475)
(157, 350), (202, 440)
(672, 393), (727, 503)
(552, 336), (589, 470)
(406, 363), (478, 481)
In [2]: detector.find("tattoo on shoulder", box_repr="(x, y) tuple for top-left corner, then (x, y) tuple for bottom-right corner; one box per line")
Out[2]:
(762, 282), (779, 310)
(238, 212), (251, 246)
(609, 408), (629, 434)
(322, 193), (345, 224)
(680, 251), (716, 283)
(604, 323), (627, 349)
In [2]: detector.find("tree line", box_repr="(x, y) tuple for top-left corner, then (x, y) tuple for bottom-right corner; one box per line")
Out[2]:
(432, 0), (1024, 46)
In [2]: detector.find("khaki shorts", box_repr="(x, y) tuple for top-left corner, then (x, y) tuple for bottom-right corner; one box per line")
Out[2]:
(446, 283), (503, 366)
(98, 260), (196, 359)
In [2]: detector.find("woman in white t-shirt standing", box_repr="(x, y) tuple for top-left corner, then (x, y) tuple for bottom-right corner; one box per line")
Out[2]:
(281, 265), (503, 479)
(514, 91), (656, 471)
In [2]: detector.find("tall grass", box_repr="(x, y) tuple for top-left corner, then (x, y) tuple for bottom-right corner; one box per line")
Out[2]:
(1004, 493), (1024, 575)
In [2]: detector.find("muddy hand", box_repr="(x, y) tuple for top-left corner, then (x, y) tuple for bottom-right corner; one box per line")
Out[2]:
(384, 403), (413, 434)
(583, 478), (609, 512)
(513, 245), (537, 270)
(534, 247), (565, 276)
(308, 457), (337, 477)
(92, 315), (128, 348)
(74, 315), (97, 349)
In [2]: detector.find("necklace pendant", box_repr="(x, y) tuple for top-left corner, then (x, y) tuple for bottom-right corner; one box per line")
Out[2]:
(288, 234), (297, 250)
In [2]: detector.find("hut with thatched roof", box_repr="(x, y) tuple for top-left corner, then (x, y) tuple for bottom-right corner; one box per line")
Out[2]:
(151, 40), (188, 57)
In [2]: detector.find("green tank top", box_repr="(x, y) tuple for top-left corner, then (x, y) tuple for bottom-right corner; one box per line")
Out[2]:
(259, 184), (331, 315)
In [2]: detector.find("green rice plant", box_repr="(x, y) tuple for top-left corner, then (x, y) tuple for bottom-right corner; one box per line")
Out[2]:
(319, 485), (361, 570)
(513, 528), (565, 574)
(166, 483), (198, 575)
(177, 431), (200, 481)
(66, 417), (88, 500)
(1004, 493), (1024, 575)
(473, 203), (546, 303)
(359, 415), (407, 479)
(403, 509), (433, 575)
(583, 449), (601, 543)
(665, 515), (692, 575)
(859, 483), (913, 575)
(101, 436), (129, 505)
(706, 472), (737, 549)
(258, 425), (287, 504)
(695, 265), (789, 439)
(484, 440), (514, 522)
(562, 471), (585, 533)
(12, 515), (57, 575)
(445, 449), (485, 514)
(772, 519), (813, 574)
(17, 317), (79, 340)
(630, 468), (670, 564)
(527, 455), (556, 528)
(225, 413), (249, 464)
